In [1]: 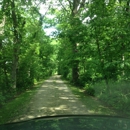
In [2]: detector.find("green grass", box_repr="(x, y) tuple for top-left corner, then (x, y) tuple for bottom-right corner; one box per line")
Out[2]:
(92, 80), (130, 117)
(68, 84), (120, 116)
(0, 80), (44, 125)
(65, 78), (130, 118)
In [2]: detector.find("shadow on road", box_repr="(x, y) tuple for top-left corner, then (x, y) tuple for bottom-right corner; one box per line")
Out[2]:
(12, 75), (88, 122)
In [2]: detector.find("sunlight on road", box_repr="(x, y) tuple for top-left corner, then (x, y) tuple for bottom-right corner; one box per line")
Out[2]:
(56, 80), (63, 83)
(10, 76), (117, 123)
(12, 75), (89, 122)
(60, 97), (69, 99)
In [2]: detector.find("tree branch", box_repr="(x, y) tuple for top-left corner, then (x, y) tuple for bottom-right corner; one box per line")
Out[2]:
(58, 0), (68, 12)
(66, 0), (73, 10)
(80, 0), (86, 8)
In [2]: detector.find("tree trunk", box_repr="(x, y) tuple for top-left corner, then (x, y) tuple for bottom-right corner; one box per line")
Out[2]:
(59, 0), (86, 85)
(72, 60), (79, 84)
(96, 35), (110, 92)
(70, 0), (83, 85)
(11, 0), (19, 89)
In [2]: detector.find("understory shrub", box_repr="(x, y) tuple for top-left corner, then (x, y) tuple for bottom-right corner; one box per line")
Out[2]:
(93, 80), (130, 114)
(0, 93), (5, 106)
(84, 84), (95, 96)
(78, 73), (93, 87)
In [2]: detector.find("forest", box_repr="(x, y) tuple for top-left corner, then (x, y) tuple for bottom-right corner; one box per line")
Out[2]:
(0, 0), (130, 115)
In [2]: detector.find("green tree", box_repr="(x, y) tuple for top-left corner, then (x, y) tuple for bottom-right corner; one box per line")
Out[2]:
(0, 0), (56, 104)
(55, 0), (130, 89)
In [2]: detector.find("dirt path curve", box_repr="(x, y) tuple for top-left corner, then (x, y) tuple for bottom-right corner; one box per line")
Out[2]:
(13, 75), (88, 122)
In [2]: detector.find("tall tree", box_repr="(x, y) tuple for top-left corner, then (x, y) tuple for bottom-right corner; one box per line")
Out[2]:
(56, 0), (130, 88)
(0, 0), (56, 104)
(56, 0), (87, 85)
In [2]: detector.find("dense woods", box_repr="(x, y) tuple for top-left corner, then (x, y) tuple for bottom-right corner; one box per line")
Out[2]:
(0, 0), (56, 105)
(0, 0), (130, 113)
(57, 0), (130, 86)
(55, 0), (130, 112)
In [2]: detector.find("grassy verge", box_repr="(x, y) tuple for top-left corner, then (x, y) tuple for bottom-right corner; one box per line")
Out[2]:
(67, 79), (130, 118)
(68, 84), (120, 116)
(0, 80), (44, 125)
(93, 80), (130, 117)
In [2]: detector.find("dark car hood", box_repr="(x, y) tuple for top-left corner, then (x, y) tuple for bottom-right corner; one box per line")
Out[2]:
(0, 115), (130, 130)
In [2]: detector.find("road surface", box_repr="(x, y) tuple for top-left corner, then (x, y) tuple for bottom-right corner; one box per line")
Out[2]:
(12, 75), (88, 122)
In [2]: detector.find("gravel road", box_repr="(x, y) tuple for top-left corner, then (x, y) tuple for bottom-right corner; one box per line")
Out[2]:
(13, 75), (88, 122)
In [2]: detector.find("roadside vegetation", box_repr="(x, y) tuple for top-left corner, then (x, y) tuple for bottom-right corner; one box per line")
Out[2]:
(0, 80), (44, 125)
(67, 80), (130, 117)
(93, 81), (130, 117)
(56, 0), (130, 118)
(0, 0), (130, 124)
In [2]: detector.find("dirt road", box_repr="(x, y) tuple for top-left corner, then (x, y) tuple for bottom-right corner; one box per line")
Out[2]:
(13, 75), (88, 122)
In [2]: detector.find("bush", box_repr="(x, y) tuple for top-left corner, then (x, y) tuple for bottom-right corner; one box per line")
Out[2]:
(93, 80), (130, 114)
(0, 93), (5, 106)
(78, 73), (93, 88)
(84, 84), (95, 96)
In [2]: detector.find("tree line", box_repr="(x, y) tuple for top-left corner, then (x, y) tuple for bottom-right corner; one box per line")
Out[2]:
(0, 0), (56, 105)
(0, 0), (130, 109)
(56, 0), (130, 89)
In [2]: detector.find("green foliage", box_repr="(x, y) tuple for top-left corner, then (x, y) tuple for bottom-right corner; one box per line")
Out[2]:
(69, 84), (116, 115)
(0, 81), (43, 124)
(0, 0), (130, 117)
(0, 0), (57, 106)
(78, 72), (93, 87)
(56, 0), (130, 91)
(84, 84), (95, 96)
(0, 93), (5, 106)
(93, 81), (130, 115)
